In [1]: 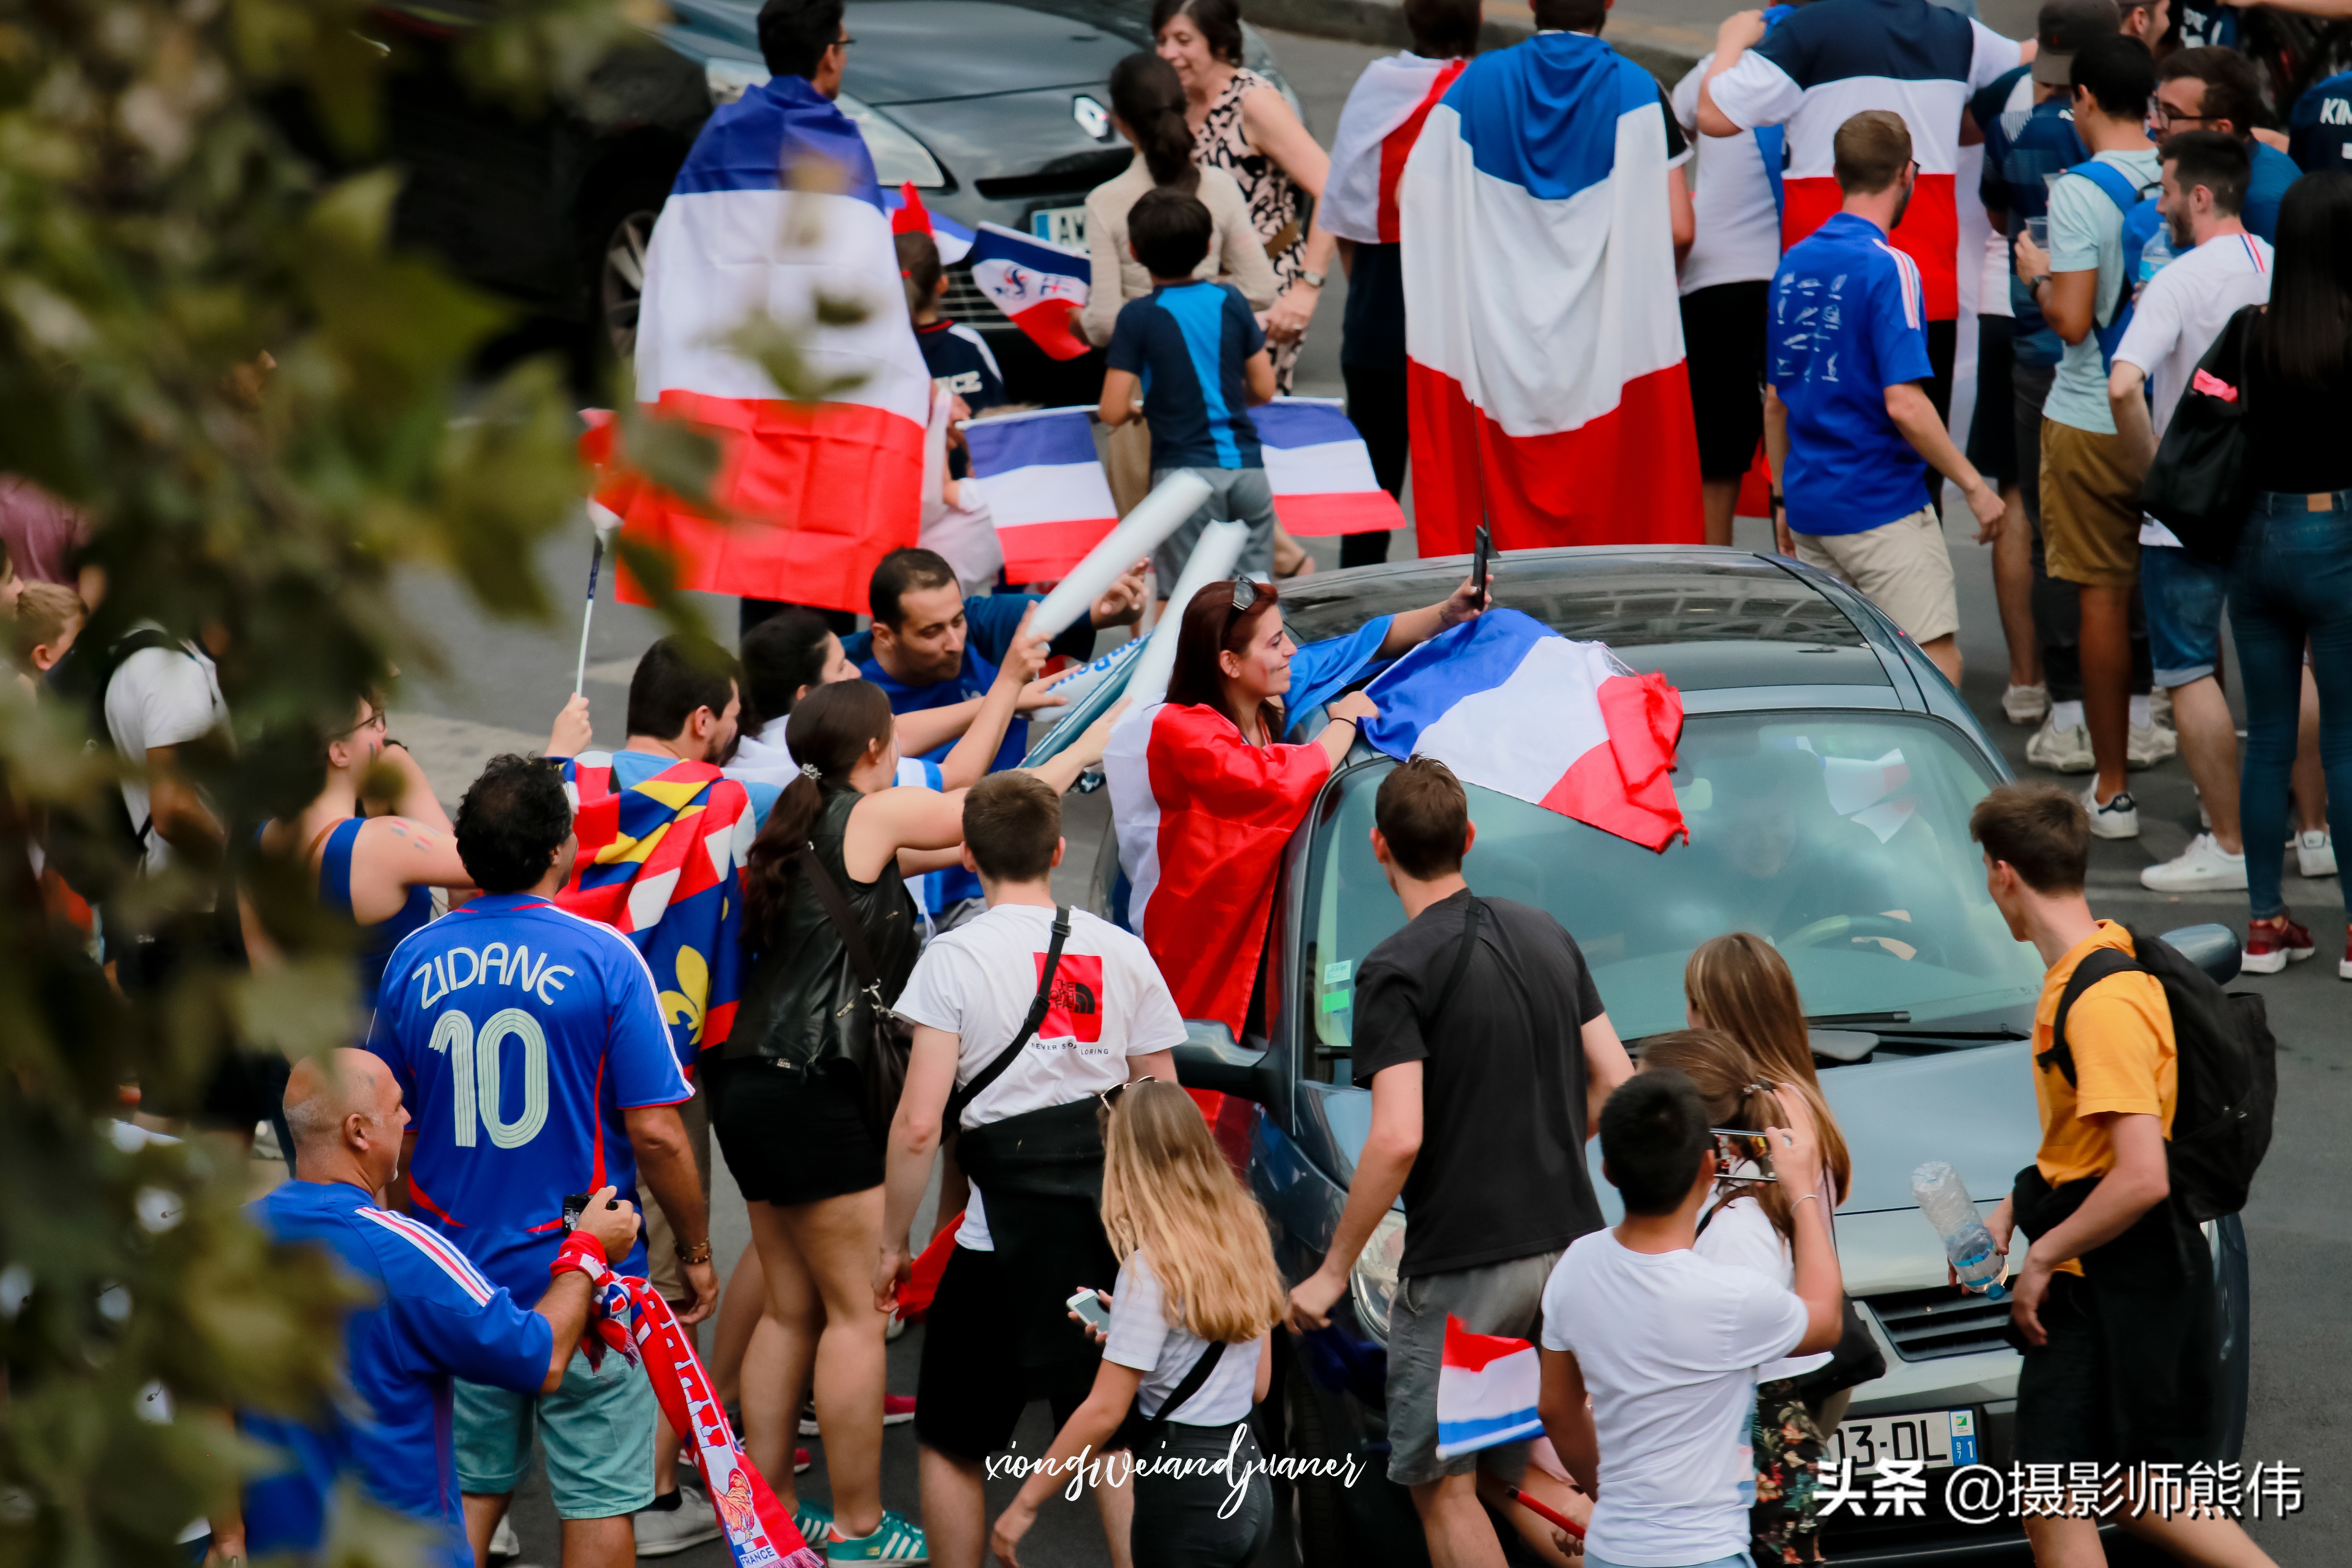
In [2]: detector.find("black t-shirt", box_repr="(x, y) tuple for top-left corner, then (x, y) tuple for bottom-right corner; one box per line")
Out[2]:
(1352, 890), (1608, 1277)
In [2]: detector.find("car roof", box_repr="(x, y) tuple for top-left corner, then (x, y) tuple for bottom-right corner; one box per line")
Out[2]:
(1276, 546), (1899, 695)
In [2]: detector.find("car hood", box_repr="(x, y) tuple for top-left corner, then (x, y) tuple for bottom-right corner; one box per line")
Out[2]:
(664, 0), (1145, 104)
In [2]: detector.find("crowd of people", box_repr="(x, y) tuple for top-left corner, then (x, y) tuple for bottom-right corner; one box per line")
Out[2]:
(8, 0), (2344, 1563)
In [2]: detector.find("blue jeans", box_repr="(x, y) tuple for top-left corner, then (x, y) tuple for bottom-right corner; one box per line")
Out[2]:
(2228, 492), (2352, 922)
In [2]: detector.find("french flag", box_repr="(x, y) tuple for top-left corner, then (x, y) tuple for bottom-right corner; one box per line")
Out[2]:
(1319, 52), (1469, 245)
(1363, 609), (1686, 851)
(1401, 33), (1702, 552)
(886, 182), (975, 263)
(1256, 399), (1404, 538)
(962, 407), (1117, 581)
(1436, 1316), (1544, 1459)
(605, 77), (931, 616)
(966, 223), (1092, 361)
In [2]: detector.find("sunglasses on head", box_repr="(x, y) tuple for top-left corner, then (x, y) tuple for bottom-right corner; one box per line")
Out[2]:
(1096, 1075), (1156, 1118)
(1232, 577), (1269, 612)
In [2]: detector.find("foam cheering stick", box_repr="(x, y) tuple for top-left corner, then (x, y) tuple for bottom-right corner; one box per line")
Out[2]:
(574, 499), (624, 697)
(1124, 517), (1249, 710)
(1026, 467), (1212, 640)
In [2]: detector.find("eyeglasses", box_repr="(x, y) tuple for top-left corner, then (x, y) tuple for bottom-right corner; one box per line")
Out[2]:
(2151, 105), (2216, 129)
(831, 34), (857, 49)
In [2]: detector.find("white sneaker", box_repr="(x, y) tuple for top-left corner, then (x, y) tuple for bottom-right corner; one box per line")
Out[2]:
(488, 1516), (522, 1563)
(2027, 716), (2097, 773)
(2127, 721), (2179, 768)
(2082, 783), (2140, 839)
(2003, 683), (2051, 726)
(2296, 829), (2338, 878)
(634, 1483), (722, 1557)
(2141, 833), (2247, 892)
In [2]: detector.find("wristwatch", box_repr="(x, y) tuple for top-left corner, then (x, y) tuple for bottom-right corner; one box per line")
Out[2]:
(674, 1237), (713, 1266)
(2026, 273), (2054, 294)
(1298, 268), (1327, 289)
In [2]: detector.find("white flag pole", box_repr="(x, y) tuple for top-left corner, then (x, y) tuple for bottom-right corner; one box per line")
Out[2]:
(1027, 468), (1213, 640)
(574, 501), (624, 697)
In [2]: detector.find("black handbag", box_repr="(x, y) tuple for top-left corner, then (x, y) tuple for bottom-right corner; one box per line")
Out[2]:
(792, 844), (913, 1136)
(2140, 305), (2257, 566)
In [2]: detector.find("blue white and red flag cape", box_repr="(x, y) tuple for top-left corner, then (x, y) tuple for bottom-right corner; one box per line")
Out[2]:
(886, 182), (975, 263)
(1103, 617), (1396, 1033)
(599, 76), (931, 616)
(1320, 52), (1470, 244)
(556, 755), (754, 1068)
(1436, 1316), (1544, 1459)
(965, 223), (1092, 360)
(1256, 398), (1405, 537)
(1402, 32), (1702, 551)
(1363, 610), (1686, 851)
(962, 407), (1117, 579)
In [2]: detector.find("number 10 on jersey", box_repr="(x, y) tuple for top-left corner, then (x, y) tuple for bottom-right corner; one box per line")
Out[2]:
(428, 1007), (550, 1149)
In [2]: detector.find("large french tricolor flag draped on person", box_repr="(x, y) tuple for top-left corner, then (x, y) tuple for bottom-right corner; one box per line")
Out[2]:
(555, 755), (755, 1069)
(961, 407), (1118, 580)
(1258, 399), (1405, 537)
(966, 223), (1092, 361)
(1402, 31), (1704, 552)
(1320, 53), (1471, 243)
(604, 76), (931, 616)
(1436, 1317), (1545, 1459)
(1364, 610), (1687, 851)
(1704, 0), (2022, 320)
(1104, 617), (1397, 1033)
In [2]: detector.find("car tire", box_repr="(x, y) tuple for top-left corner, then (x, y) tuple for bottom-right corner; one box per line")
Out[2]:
(1283, 1361), (1352, 1568)
(578, 163), (680, 372)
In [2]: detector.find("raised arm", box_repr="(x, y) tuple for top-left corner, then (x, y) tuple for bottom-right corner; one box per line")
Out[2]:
(1696, 10), (1772, 138)
(934, 608), (1050, 790)
(1375, 575), (1488, 657)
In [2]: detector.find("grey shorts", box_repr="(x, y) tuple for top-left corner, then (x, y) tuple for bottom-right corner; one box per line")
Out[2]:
(1383, 1250), (1561, 1487)
(1148, 466), (1278, 591)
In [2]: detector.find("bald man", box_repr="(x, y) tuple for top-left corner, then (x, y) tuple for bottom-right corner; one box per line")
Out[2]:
(236, 1049), (640, 1568)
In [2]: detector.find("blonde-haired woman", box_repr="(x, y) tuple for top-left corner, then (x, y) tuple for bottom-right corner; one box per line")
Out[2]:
(988, 1081), (1285, 1568)
(1684, 932), (1851, 1206)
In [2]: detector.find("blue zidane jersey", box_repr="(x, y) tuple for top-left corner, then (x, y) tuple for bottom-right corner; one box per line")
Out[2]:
(240, 1180), (552, 1568)
(368, 893), (689, 1305)
(1768, 212), (1936, 538)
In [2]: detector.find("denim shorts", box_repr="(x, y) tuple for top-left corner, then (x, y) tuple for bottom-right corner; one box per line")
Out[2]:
(2140, 541), (2229, 688)
(454, 1348), (655, 1518)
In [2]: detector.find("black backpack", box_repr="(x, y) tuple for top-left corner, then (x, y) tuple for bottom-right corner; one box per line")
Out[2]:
(41, 626), (177, 904)
(2046, 926), (2278, 1222)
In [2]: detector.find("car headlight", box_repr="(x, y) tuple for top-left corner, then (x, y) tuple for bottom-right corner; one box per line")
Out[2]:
(836, 94), (946, 189)
(1349, 1210), (1407, 1343)
(705, 57), (770, 106)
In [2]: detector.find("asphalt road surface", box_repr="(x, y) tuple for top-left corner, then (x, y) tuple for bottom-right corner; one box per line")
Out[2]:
(400, 27), (2343, 1566)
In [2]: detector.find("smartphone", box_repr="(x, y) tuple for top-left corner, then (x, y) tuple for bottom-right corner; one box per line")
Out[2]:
(1066, 1288), (1111, 1333)
(1471, 523), (1492, 606)
(562, 1192), (619, 1231)
(1709, 1129), (1779, 1181)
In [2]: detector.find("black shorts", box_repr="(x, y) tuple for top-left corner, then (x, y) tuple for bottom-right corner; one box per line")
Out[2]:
(1679, 281), (1770, 480)
(1967, 314), (2017, 486)
(710, 1058), (882, 1206)
(2015, 1272), (2114, 1463)
(915, 1245), (1102, 1461)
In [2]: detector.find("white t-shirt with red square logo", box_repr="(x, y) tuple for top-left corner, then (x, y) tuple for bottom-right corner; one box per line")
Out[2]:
(894, 901), (1187, 1250)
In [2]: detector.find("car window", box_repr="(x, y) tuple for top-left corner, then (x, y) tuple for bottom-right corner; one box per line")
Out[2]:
(1299, 712), (2044, 1081)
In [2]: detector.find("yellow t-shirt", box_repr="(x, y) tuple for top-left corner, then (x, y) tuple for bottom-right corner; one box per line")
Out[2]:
(2031, 923), (2178, 1274)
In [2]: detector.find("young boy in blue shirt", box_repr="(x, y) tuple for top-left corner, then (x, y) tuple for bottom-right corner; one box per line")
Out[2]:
(1766, 109), (2005, 690)
(1098, 187), (1279, 595)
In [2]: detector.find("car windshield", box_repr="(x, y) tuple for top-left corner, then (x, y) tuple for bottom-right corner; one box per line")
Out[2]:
(1300, 711), (2045, 1072)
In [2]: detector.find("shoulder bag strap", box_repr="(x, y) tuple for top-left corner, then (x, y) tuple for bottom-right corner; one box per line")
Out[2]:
(1147, 1338), (1230, 1425)
(1418, 897), (1483, 1034)
(946, 905), (1073, 1123)
(793, 842), (889, 1007)
(2043, 947), (2144, 1088)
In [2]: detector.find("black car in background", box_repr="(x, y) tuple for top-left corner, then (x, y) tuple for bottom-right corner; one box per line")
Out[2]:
(349, 0), (1299, 400)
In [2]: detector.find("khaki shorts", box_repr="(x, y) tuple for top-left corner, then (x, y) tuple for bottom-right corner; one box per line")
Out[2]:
(1792, 505), (1960, 644)
(2039, 419), (2141, 586)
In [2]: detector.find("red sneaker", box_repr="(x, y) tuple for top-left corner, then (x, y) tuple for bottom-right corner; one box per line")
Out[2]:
(2242, 915), (2315, 974)
(883, 1393), (916, 1425)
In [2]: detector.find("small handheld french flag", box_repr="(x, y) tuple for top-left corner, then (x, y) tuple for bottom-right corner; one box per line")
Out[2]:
(962, 407), (1117, 581)
(1436, 1316), (1544, 1459)
(886, 182), (976, 264)
(967, 222), (1092, 361)
(1257, 397), (1405, 537)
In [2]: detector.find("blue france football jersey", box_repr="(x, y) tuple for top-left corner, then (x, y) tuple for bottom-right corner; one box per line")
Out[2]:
(369, 893), (689, 1305)
(240, 1180), (551, 1568)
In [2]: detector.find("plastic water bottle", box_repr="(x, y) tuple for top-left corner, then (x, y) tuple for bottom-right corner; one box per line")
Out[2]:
(2139, 221), (2178, 286)
(1911, 1161), (2011, 1300)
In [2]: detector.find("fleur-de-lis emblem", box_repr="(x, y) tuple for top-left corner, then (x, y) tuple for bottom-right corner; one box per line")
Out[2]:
(661, 946), (710, 1045)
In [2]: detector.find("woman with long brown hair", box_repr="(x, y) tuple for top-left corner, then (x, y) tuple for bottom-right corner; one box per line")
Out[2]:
(1684, 931), (1851, 1205)
(988, 1080), (1289, 1568)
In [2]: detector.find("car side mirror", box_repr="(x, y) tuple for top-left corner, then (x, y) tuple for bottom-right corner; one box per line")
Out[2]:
(1171, 1019), (1276, 1102)
(2158, 922), (2240, 985)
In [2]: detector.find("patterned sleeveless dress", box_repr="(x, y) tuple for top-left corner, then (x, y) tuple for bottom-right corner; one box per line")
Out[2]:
(1193, 67), (1306, 390)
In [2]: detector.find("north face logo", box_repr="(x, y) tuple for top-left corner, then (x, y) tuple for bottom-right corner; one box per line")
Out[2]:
(1034, 952), (1105, 1044)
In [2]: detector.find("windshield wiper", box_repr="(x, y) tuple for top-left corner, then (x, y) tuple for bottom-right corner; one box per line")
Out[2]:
(1808, 1010), (1910, 1026)
(1869, 1026), (2030, 1042)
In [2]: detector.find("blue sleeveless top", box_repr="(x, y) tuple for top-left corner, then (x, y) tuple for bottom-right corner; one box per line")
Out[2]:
(319, 816), (435, 1013)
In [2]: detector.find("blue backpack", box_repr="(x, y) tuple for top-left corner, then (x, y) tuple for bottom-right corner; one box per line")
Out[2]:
(2063, 158), (2165, 367)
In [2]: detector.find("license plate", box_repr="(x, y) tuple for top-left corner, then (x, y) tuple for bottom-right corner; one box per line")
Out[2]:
(1825, 1408), (1978, 1471)
(1030, 205), (1086, 247)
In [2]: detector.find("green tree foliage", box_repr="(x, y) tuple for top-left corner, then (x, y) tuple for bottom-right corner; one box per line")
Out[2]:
(0, 0), (678, 1560)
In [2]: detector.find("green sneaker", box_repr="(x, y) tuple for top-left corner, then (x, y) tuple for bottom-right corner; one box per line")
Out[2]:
(791, 1500), (833, 1551)
(825, 1508), (928, 1564)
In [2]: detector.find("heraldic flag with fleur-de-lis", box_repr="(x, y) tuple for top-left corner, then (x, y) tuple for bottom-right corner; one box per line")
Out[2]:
(557, 753), (754, 1071)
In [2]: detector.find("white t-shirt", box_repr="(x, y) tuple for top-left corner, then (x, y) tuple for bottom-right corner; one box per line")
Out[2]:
(2112, 229), (2274, 547)
(1539, 1230), (1809, 1568)
(1104, 1249), (1263, 1426)
(895, 903), (1186, 1250)
(1671, 62), (1782, 296)
(103, 639), (229, 879)
(1693, 1197), (1835, 1383)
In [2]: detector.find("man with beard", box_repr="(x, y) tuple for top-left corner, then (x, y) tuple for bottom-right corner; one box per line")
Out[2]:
(1766, 111), (2004, 688)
